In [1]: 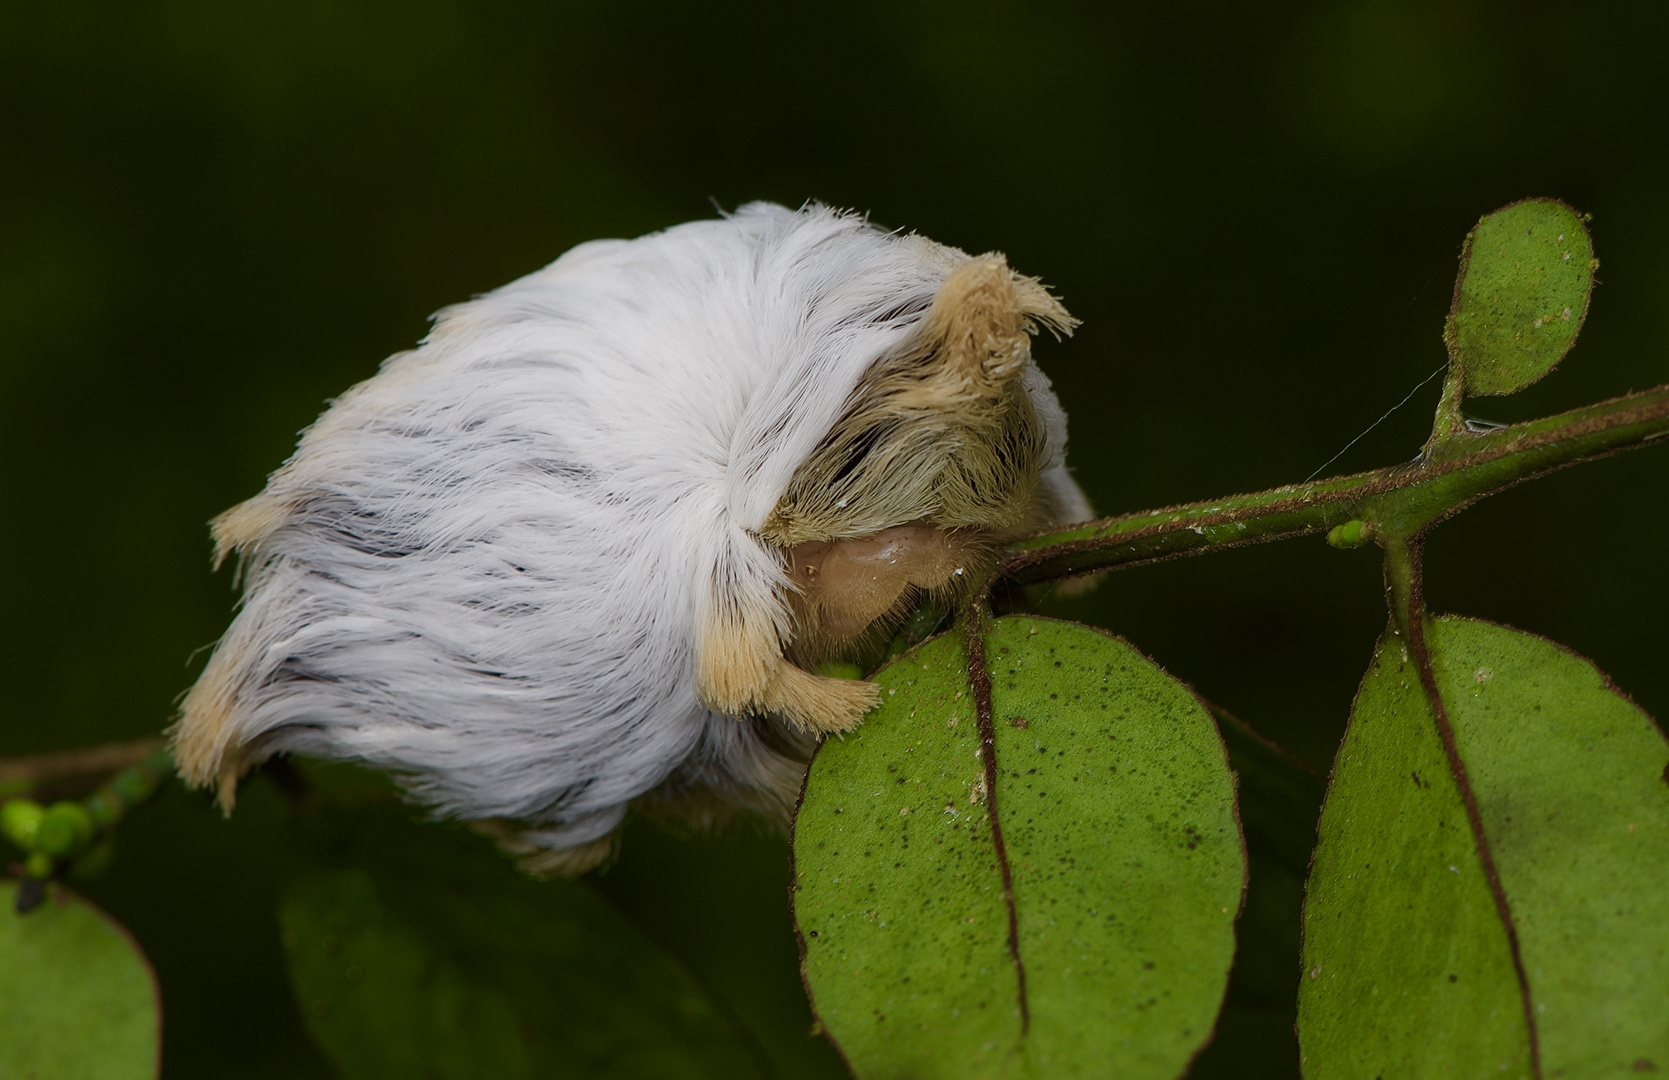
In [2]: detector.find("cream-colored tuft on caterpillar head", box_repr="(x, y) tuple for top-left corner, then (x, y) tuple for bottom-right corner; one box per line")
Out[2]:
(171, 203), (1091, 874)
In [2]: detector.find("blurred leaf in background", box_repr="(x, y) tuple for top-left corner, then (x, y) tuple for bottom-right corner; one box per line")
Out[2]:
(278, 801), (765, 1079)
(0, 882), (160, 1079)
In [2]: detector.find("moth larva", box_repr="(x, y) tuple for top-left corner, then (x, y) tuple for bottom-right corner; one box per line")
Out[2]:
(171, 203), (1090, 873)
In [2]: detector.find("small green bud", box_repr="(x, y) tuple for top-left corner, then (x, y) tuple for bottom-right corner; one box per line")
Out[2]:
(36, 801), (96, 857)
(1, 799), (46, 850)
(23, 850), (55, 880)
(1327, 520), (1377, 549)
(816, 661), (865, 681)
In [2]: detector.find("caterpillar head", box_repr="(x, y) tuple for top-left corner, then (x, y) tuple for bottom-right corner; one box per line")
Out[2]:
(695, 249), (1081, 733)
(774, 254), (1074, 659)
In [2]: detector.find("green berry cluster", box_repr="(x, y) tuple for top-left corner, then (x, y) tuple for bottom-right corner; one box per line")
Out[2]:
(2, 745), (172, 911)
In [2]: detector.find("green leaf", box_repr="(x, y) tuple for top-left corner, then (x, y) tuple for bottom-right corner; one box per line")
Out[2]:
(277, 802), (766, 1080)
(0, 881), (160, 1079)
(1299, 617), (1669, 1076)
(1445, 198), (1594, 397)
(794, 615), (1243, 1078)
(1297, 629), (1528, 1075)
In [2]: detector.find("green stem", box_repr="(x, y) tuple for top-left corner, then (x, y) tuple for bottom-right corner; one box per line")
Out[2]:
(1382, 536), (1419, 640)
(1000, 382), (1669, 585)
(1426, 365), (1467, 448)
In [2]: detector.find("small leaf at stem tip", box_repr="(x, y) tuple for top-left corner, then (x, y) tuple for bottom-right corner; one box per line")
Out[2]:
(1445, 198), (1595, 397)
(1325, 520), (1376, 549)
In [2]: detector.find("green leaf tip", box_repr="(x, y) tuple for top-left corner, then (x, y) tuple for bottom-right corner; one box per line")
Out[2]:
(1445, 198), (1595, 398)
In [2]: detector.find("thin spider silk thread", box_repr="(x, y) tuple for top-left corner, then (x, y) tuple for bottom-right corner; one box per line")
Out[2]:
(1303, 360), (1451, 483)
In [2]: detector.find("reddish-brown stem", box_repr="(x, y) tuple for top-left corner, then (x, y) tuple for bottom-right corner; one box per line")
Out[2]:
(0, 737), (164, 790)
(1390, 537), (1541, 1077)
(963, 598), (1029, 1035)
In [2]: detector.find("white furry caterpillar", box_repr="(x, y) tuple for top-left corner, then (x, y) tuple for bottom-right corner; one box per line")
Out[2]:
(173, 203), (1091, 873)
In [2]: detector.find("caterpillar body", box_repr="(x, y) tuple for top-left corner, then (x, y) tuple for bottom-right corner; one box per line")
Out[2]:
(172, 203), (1090, 873)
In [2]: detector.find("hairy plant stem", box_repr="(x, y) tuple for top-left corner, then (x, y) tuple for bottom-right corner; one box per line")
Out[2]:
(959, 600), (1029, 1034)
(1382, 537), (1418, 639)
(997, 383), (1669, 585)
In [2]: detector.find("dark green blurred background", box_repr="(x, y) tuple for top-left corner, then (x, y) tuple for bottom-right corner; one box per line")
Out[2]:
(3, 2), (1666, 1077)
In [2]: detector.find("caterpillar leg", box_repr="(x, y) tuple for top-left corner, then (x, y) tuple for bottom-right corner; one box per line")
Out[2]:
(474, 821), (621, 878)
(696, 602), (879, 734)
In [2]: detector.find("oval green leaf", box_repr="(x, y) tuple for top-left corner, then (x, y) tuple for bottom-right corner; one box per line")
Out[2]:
(277, 802), (764, 1079)
(1299, 617), (1669, 1076)
(0, 882), (161, 1079)
(1445, 198), (1594, 397)
(794, 615), (1244, 1078)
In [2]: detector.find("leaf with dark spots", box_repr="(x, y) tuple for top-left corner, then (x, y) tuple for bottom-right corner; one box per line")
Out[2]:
(1299, 618), (1669, 1077)
(793, 616), (1243, 1078)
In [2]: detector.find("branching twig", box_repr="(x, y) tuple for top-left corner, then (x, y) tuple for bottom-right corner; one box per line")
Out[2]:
(0, 737), (165, 793)
(998, 383), (1669, 584)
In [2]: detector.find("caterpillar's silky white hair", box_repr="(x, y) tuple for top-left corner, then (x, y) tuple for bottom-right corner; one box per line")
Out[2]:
(173, 203), (1090, 873)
